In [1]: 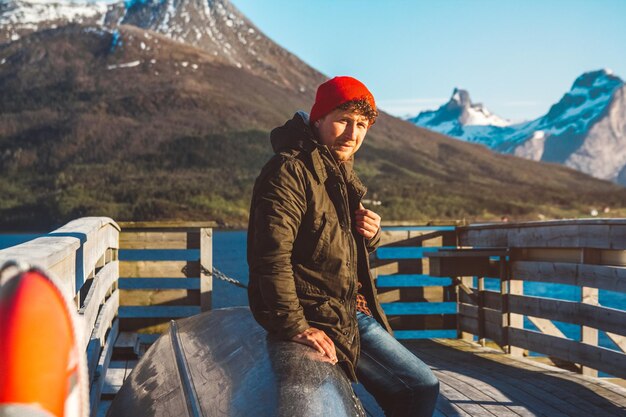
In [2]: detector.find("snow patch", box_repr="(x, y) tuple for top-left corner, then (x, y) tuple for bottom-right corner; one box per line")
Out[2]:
(531, 130), (545, 139)
(465, 105), (511, 127)
(0, 0), (110, 27)
(107, 60), (141, 70)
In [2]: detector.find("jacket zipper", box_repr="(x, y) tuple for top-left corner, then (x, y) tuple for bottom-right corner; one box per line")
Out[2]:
(322, 147), (359, 346)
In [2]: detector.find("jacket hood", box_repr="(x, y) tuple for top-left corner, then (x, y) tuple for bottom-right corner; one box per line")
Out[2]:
(270, 111), (319, 154)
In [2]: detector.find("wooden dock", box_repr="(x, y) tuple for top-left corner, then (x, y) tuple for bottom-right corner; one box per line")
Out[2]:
(405, 339), (626, 417)
(2, 217), (626, 416)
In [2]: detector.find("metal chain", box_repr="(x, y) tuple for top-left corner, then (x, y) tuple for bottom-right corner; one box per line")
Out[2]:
(201, 265), (248, 289)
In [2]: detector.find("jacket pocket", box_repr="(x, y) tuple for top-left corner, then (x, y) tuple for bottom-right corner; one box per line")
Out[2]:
(300, 297), (341, 330)
(310, 213), (328, 264)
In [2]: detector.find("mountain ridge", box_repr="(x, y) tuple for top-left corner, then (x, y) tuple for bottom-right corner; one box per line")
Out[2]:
(2, 2), (626, 229)
(410, 69), (626, 185)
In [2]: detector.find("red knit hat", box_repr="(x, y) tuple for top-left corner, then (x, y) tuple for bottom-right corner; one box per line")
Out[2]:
(309, 76), (376, 125)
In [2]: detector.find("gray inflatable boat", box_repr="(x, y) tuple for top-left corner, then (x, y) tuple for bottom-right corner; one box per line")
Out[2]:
(107, 307), (367, 417)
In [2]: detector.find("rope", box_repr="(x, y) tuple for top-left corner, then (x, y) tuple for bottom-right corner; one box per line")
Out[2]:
(202, 265), (248, 289)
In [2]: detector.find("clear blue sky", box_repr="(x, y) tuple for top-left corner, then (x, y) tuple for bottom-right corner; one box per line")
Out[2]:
(229, 0), (626, 122)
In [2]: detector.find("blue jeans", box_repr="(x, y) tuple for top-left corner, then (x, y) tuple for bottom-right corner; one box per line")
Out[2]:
(355, 311), (439, 417)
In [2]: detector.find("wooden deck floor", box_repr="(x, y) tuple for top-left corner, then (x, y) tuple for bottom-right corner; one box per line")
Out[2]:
(99, 335), (626, 417)
(369, 339), (626, 417)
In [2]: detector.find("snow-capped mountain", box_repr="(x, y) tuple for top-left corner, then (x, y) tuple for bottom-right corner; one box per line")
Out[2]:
(0, 0), (323, 92)
(410, 69), (626, 185)
(409, 88), (511, 146)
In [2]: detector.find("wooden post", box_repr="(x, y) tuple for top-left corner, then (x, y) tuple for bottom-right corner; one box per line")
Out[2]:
(459, 276), (474, 342)
(581, 248), (599, 377)
(505, 250), (524, 357)
(477, 276), (485, 346)
(200, 228), (213, 312)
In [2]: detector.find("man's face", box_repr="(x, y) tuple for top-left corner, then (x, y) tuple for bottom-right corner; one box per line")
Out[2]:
(315, 108), (370, 162)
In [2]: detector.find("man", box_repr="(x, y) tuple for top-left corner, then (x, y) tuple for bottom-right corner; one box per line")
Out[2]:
(247, 76), (439, 417)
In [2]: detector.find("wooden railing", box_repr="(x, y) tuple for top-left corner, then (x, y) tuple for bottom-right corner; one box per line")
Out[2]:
(117, 221), (215, 335)
(0, 217), (120, 416)
(427, 219), (626, 379)
(0, 218), (216, 415)
(3, 217), (625, 415)
(372, 225), (459, 339)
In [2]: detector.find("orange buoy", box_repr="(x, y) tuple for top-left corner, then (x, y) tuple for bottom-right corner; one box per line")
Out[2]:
(0, 265), (85, 417)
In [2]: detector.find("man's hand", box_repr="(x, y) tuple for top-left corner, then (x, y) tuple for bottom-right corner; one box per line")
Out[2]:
(355, 204), (381, 239)
(291, 327), (338, 364)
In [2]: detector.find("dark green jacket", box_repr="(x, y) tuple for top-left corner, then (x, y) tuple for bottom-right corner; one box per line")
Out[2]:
(247, 112), (392, 381)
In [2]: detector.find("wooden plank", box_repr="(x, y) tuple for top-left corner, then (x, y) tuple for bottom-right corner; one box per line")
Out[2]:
(200, 228), (212, 311)
(527, 316), (566, 338)
(436, 370), (523, 417)
(0, 236), (80, 299)
(458, 314), (503, 344)
(119, 289), (200, 306)
(114, 332), (138, 358)
(459, 276), (475, 342)
(421, 338), (626, 410)
(54, 218), (120, 288)
(370, 258), (423, 275)
(459, 312), (479, 334)
(376, 274), (453, 288)
(79, 261), (119, 348)
(507, 279), (524, 357)
(101, 362), (126, 396)
(119, 260), (199, 278)
(512, 261), (626, 293)
(435, 395), (472, 417)
(381, 230), (440, 247)
(90, 290), (120, 348)
(459, 227), (510, 248)
(483, 308), (503, 327)
(459, 219), (626, 249)
(89, 318), (119, 417)
(459, 303), (478, 319)
(433, 369), (537, 417)
(386, 314), (456, 331)
(508, 294), (626, 337)
(411, 340), (619, 417)
(428, 256), (497, 277)
(517, 248), (583, 263)
(377, 287), (450, 303)
(482, 290), (502, 310)
(379, 230), (410, 246)
(119, 318), (172, 334)
(606, 332), (626, 353)
(459, 288), (479, 306)
(120, 231), (200, 249)
(581, 282), (599, 377)
(436, 379), (500, 417)
(118, 221), (217, 230)
(119, 277), (201, 290)
(508, 328), (626, 378)
(427, 248), (508, 257)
